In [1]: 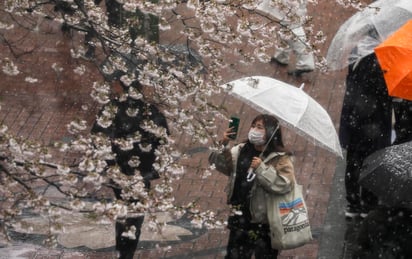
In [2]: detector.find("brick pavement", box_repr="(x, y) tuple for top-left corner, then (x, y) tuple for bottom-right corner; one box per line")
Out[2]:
(0, 1), (365, 258)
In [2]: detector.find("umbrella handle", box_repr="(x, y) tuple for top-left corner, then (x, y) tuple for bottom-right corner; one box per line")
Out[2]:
(259, 124), (280, 158)
(246, 168), (256, 182)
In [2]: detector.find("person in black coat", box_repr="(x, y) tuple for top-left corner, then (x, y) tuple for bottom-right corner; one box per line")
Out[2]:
(339, 52), (392, 218)
(91, 90), (169, 259)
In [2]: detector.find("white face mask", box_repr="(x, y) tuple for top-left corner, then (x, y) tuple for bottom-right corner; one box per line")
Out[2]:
(248, 129), (266, 145)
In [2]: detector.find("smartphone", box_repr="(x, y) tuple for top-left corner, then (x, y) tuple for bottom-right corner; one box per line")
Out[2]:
(228, 116), (240, 140)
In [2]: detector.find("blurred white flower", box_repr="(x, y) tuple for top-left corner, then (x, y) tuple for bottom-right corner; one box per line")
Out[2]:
(139, 143), (152, 152)
(67, 119), (88, 134)
(51, 63), (63, 72)
(73, 65), (86, 75)
(121, 225), (137, 240)
(0, 21), (13, 29)
(24, 77), (38, 83)
(2, 58), (20, 76)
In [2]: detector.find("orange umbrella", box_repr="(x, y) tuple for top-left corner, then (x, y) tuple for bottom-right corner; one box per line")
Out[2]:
(375, 19), (412, 101)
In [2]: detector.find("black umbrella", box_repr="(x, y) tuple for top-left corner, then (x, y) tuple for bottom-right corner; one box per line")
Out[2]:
(359, 141), (412, 209)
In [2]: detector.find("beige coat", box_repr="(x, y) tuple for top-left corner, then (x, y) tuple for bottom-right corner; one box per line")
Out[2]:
(209, 143), (295, 223)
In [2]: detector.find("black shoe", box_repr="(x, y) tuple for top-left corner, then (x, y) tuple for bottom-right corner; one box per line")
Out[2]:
(287, 69), (313, 77)
(270, 57), (288, 67)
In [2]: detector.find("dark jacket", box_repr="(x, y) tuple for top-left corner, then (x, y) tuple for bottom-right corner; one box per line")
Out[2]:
(91, 98), (169, 198)
(339, 53), (392, 155)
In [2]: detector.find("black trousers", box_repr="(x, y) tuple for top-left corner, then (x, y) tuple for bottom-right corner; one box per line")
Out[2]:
(345, 149), (378, 210)
(115, 216), (144, 259)
(226, 215), (278, 259)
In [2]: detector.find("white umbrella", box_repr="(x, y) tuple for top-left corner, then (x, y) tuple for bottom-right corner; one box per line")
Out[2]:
(222, 76), (343, 157)
(326, 0), (412, 71)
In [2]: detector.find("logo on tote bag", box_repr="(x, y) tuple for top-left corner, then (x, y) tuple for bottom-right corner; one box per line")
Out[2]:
(279, 198), (310, 234)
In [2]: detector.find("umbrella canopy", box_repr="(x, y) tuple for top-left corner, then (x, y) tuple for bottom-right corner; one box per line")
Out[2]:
(375, 20), (412, 101)
(326, 0), (412, 71)
(221, 76), (342, 157)
(359, 141), (412, 209)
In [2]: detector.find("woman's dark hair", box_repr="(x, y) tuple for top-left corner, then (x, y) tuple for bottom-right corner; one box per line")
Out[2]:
(250, 114), (291, 156)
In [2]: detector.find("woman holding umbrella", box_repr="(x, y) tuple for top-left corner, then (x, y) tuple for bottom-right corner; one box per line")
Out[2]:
(209, 114), (295, 258)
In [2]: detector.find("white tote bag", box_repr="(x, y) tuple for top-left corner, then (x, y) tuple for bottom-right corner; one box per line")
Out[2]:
(266, 183), (312, 250)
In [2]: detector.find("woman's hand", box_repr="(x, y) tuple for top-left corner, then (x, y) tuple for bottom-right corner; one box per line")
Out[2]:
(220, 127), (235, 146)
(250, 157), (262, 169)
